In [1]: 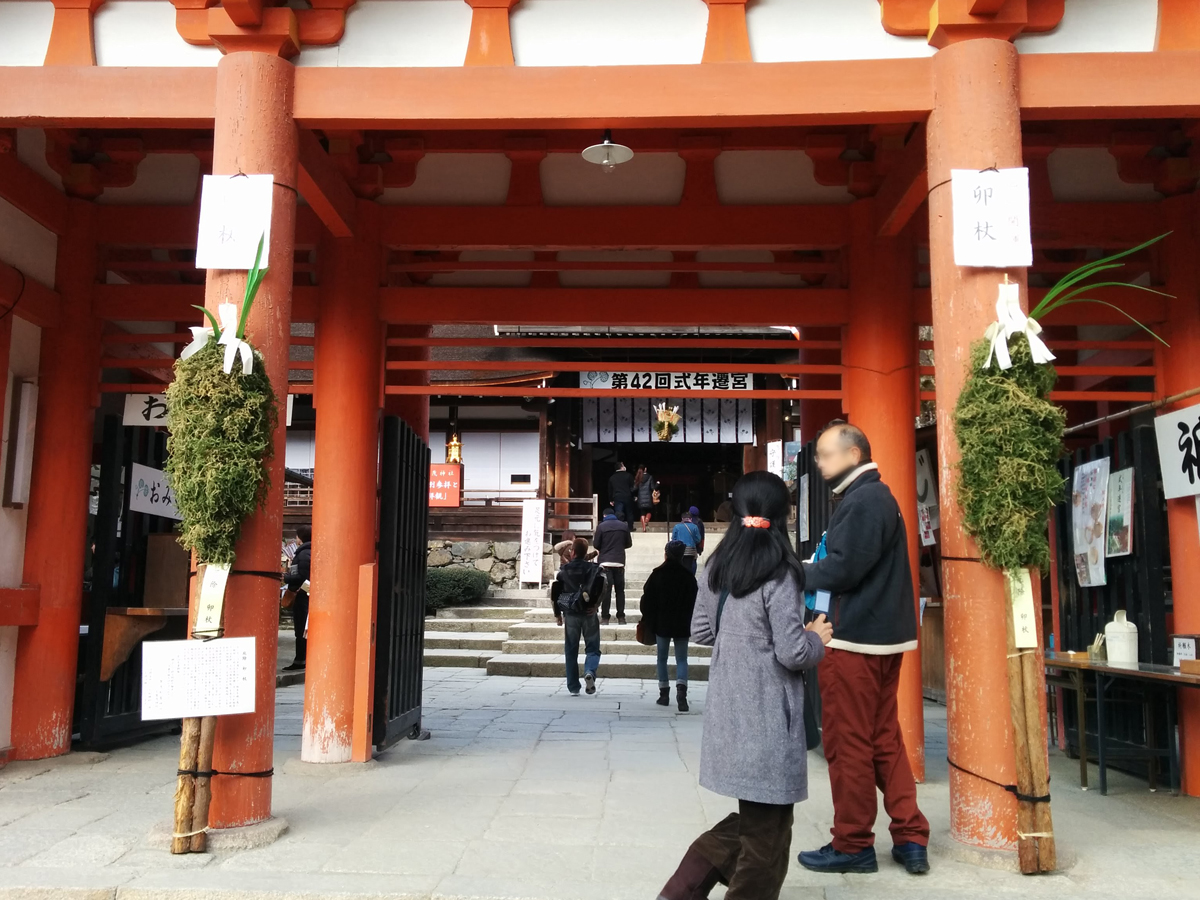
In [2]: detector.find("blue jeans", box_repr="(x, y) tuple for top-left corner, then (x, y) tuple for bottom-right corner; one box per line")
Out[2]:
(657, 635), (689, 686)
(564, 611), (601, 694)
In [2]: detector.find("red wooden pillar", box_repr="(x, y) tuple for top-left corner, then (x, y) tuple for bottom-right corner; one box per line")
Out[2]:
(384, 325), (431, 443)
(1161, 194), (1200, 797)
(205, 51), (297, 828)
(842, 200), (925, 781)
(10, 199), (100, 759)
(305, 204), (382, 763)
(926, 38), (1025, 851)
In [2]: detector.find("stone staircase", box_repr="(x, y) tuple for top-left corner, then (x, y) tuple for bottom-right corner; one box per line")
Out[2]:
(423, 529), (715, 680)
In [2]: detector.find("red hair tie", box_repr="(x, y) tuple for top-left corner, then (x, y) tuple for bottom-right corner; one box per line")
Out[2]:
(742, 516), (771, 529)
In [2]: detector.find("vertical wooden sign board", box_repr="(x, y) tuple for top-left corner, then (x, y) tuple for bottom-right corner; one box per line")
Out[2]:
(1005, 569), (1055, 873)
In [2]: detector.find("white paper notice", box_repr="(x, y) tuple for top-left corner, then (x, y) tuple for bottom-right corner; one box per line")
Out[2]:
(194, 563), (230, 638)
(129, 462), (182, 521)
(519, 498), (546, 584)
(766, 441), (783, 479)
(1153, 405), (1200, 499)
(123, 393), (169, 427)
(195, 174), (273, 270)
(1007, 569), (1039, 649)
(951, 168), (1033, 268)
(141, 636), (255, 720)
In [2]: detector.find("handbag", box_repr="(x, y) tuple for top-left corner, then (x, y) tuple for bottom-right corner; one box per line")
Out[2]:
(281, 589), (297, 610)
(635, 619), (656, 646)
(652, 488), (661, 505)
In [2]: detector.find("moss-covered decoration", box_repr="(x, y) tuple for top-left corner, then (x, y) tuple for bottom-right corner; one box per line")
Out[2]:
(954, 338), (1065, 572)
(165, 342), (277, 566)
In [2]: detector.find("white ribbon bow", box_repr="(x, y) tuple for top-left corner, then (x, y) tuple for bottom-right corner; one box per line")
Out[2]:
(983, 282), (1056, 370)
(216, 302), (254, 376)
(180, 325), (214, 362)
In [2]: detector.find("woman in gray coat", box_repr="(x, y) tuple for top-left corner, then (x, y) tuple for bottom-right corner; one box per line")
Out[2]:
(658, 471), (832, 900)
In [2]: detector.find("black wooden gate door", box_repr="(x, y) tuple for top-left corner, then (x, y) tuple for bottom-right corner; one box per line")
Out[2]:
(78, 415), (187, 748)
(374, 415), (430, 750)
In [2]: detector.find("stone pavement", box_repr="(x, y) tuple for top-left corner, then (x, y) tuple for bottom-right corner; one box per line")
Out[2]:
(1, 667), (1198, 899)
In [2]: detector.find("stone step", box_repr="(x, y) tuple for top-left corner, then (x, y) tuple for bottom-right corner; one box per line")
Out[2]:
(485, 653), (710, 681)
(423, 648), (497, 668)
(436, 606), (530, 619)
(524, 608), (642, 623)
(422, 617), (523, 633)
(508, 622), (640, 641)
(487, 588), (550, 601)
(500, 638), (712, 658)
(424, 631), (508, 651)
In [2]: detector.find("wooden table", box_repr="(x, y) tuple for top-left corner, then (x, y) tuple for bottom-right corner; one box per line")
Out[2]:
(1044, 651), (1200, 795)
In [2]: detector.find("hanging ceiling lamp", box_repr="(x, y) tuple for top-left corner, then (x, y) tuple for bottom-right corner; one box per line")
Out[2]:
(582, 129), (634, 175)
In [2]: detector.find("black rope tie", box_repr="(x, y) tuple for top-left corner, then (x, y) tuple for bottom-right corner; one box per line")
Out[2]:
(947, 757), (1051, 804)
(178, 768), (274, 779)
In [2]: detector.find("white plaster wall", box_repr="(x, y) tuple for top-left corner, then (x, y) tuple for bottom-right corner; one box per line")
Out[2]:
(1048, 148), (1162, 202)
(94, 1), (221, 66)
(511, 0), (707, 66)
(0, 318), (42, 753)
(0, 1), (54, 66)
(1016, 0), (1158, 54)
(16, 130), (64, 194)
(299, 0), (472, 67)
(541, 152), (686, 206)
(715, 150), (855, 204)
(285, 430), (316, 471)
(0, 198), (57, 290)
(379, 154), (511, 205)
(748, 0), (935, 63)
(97, 154), (202, 206)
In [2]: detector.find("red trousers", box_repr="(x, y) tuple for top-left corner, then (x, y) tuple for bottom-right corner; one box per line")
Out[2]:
(819, 647), (929, 853)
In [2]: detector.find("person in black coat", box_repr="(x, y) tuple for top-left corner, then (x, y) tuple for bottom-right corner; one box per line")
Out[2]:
(283, 525), (311, 671)
(607, 462), (636, 524)
(639, 540), (698, 711)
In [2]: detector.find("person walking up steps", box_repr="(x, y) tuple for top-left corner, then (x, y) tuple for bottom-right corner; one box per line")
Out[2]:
(658, 471), (833, 900)
(635, 465), (658, 532)
(671, 509), (704, 575)
(554, 537), (606, 696)
(593, 506), (632, 625)
(796, 421), (930, 876)
(607, 461), (636, 525)
(639, 540), (697, 711)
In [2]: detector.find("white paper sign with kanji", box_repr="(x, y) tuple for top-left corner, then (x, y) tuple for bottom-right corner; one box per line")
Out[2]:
(129, 462), (181, 520)
(519, 498), (546, 585)
(123, 393), (169, 427)
(141, 637), (255, 720)
(1153, 405), (1200, 499)
(951, 168), (1033, 268)
(194, 563), (230, 638)
(1007, 569), (1039, 649)
(195, 174), (273, 270)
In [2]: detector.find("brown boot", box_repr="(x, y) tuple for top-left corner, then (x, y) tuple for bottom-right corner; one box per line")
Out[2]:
(658, 847), (722, 900)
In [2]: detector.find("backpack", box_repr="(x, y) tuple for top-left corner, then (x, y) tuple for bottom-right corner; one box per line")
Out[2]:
(555, 562), (605, 615)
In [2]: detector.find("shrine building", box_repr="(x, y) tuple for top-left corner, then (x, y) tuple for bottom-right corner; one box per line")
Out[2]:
(1, 0), (1200, 862)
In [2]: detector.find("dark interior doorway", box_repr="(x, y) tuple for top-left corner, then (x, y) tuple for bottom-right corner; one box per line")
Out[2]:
(591, 442), (744, 524)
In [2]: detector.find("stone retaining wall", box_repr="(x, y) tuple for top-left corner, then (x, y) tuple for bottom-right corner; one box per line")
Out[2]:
(427, 540), (556, 589)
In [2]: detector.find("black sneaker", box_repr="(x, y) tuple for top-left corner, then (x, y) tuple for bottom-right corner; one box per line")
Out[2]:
(891, 842), (929, 874)
(798, 843), (878, 874)
(584, 673), (596, 695)
(282, 661), (306, 672)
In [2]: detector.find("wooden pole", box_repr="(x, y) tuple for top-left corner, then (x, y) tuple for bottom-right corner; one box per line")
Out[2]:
(1003, 587), (1038, 874)
(189, 716), (217, 852)
(171, 718), (201, 854)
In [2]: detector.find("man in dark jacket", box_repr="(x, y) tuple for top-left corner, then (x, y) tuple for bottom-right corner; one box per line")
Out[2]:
(283, 525), (311, 671)
(593, 507), (633, 625)
(797, 422), (930, 876)
(554, 538), (605, 696)
(607, 462), (636, 524)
